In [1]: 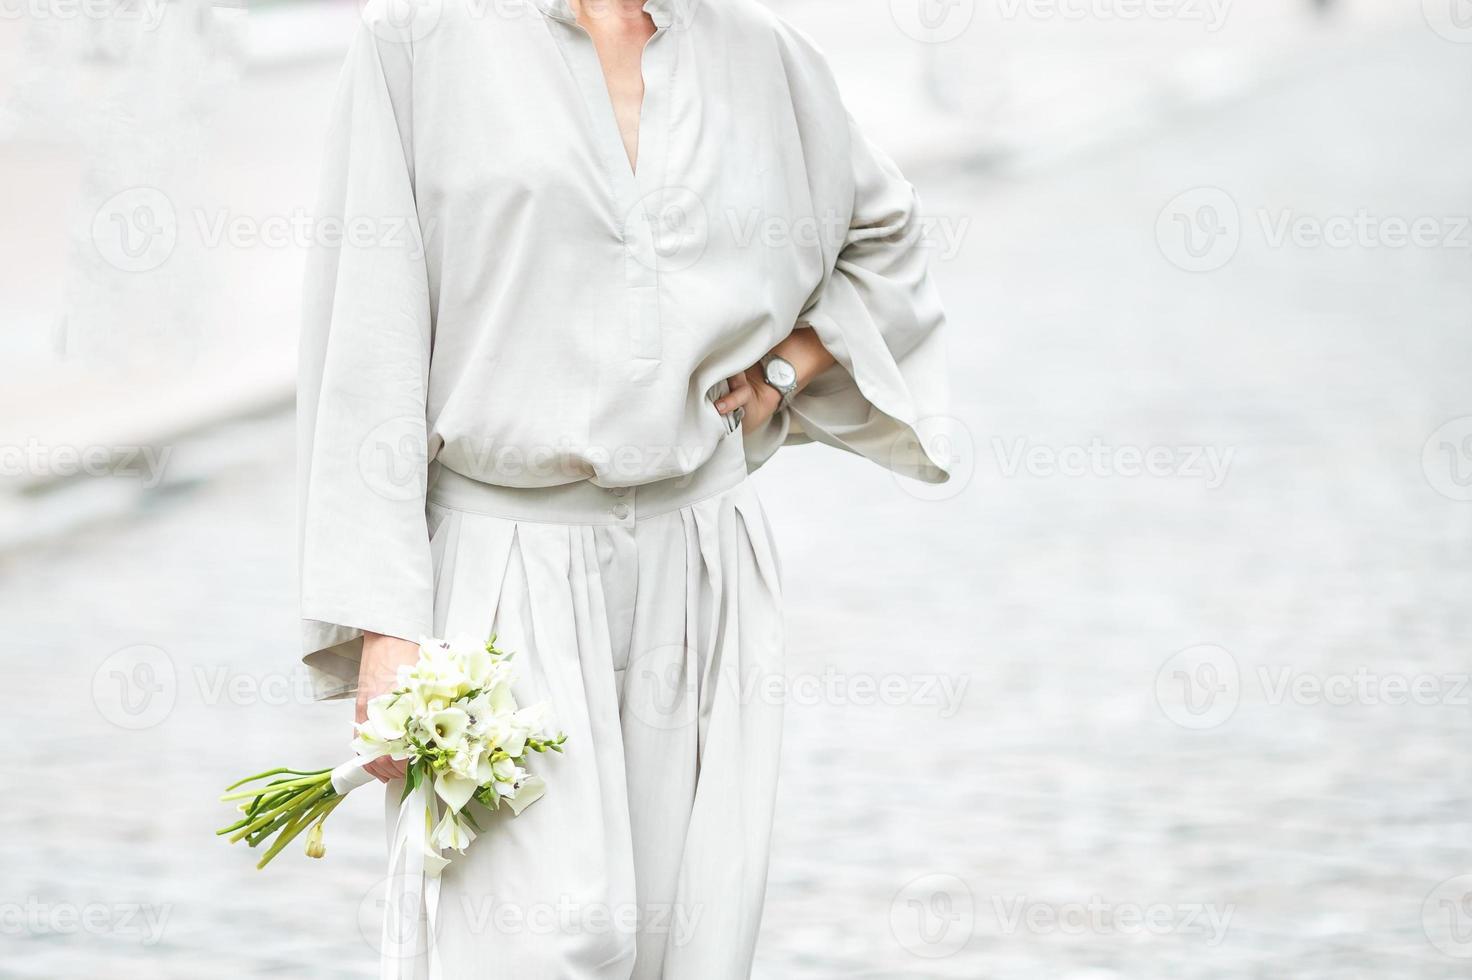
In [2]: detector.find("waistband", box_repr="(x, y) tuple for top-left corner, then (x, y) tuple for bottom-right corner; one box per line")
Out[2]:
(427, 430), (748, 528)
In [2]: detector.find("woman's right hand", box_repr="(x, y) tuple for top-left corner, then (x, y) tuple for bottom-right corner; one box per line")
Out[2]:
(356, 632), (421, 783)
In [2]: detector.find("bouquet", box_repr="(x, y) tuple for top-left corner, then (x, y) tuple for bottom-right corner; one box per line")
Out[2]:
(217, 635), (565, 870)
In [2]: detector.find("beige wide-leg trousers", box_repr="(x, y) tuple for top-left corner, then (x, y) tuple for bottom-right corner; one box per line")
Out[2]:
(384, 432), (784, 979)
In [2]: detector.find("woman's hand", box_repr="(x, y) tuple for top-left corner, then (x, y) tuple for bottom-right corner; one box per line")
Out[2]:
(356, 632), (421, 783)
(718, 327), (838, 434)
(717, 364), (784, 433)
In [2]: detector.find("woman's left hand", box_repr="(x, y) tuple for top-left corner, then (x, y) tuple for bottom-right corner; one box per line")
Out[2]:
(717, 365), (784, 433)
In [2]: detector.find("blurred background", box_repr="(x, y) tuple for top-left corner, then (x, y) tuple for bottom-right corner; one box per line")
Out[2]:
(4, 0), (1472, 976)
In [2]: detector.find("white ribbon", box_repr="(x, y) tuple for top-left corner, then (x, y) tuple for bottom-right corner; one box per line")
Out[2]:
(381, 780), (445, 980)
(329, 758), (445, 980)
(330, 757), (376, 796)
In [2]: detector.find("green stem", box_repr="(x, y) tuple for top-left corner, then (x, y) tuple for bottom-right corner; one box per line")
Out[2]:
(242, 785), (338, 846)
(226, 783), (331, 841)
(221, 773), (327, 803)
(256, 794), (338, 869)
(223, 767), (330, 793)
(253, 784), (333, 840)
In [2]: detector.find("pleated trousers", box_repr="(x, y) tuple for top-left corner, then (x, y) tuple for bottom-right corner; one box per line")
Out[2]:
(385, 430), (784, 979)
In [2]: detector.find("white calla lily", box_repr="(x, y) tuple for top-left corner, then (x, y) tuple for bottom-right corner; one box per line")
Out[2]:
(505, 774), (546, 815)
(431, 808), (476, 853)
(488, 679), (517, 715)
(365, 693), (413, 741)
(433, 770), (478, 813)
(424, 708), (470, 749)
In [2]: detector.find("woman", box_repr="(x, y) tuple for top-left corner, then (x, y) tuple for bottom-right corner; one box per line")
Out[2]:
(298, 0), (950, 975)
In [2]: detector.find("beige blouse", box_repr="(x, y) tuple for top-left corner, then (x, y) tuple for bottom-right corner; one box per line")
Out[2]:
(299, 0), (951, 680)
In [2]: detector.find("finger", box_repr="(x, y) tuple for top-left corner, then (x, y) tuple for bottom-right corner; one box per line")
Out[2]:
(716, 384), (754, 415)
(366, 759), (404, 784)
(727, 370), (752, 392)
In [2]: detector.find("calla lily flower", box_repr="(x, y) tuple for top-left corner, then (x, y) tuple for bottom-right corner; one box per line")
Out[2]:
(431, 808), (476, 853)
(505, 775), (546, 816)
(425, 708), (470, 749)
(433, 770), (478, 813)
(366, 693), (413, 741)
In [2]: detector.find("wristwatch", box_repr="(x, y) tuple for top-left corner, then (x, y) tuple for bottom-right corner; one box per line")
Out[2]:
(761, 354), (799, 408)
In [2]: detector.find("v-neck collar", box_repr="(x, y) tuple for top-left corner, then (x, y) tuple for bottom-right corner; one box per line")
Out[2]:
(531, 0), (683, 29)
(539, 0), (678, 214)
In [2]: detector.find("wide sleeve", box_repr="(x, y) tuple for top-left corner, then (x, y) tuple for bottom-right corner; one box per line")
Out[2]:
(746, 100), (953, 484)
(297, 13), (433, 700)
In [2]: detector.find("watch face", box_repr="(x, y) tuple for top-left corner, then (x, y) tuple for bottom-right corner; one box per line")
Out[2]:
(766, 358), (797, 389)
